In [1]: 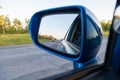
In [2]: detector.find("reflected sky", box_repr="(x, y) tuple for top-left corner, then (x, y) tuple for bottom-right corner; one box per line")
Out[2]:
(39, 14), (78, 39)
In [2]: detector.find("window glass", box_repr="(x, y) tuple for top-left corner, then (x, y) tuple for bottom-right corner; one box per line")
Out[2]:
(70, 23), (81, 47)
(65, 16), (81, 54)
(113, 6), (120, 33)
(67, 17), (81, 47)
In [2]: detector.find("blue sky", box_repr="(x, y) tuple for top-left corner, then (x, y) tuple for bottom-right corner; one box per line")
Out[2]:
(0, 0), (116, 22)
(40, 14), (78, 39)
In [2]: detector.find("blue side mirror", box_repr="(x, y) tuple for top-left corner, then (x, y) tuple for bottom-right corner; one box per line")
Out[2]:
(29, 6), (102, 63)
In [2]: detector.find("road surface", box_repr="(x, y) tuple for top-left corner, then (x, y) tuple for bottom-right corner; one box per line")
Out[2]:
(0, 37), (108, 80)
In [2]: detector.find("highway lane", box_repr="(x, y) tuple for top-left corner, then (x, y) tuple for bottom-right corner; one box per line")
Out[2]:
(0, 37), (108, 80)
(0, 44), (72, 80)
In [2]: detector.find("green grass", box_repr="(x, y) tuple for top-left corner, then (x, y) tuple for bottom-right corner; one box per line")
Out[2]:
(0, 34), (32, 46)
(102, 31), (109, 37)
(0, 31), (109, 46)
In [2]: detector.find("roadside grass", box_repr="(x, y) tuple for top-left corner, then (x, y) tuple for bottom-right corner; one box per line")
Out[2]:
(0, 31), (109, 46)
(0, 34), (32, 46)
(102, 31), (109, 37)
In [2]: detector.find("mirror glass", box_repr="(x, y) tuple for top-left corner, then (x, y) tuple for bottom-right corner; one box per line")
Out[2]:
(113, 6), (120, 33)
(38, 13), (81, 55)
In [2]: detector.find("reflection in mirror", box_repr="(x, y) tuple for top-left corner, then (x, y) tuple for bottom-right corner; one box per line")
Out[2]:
(38, 13), (81, 55)
(113, 6), (120, 33)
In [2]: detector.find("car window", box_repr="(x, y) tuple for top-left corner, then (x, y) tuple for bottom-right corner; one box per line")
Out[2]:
(66, 16), (81, 47)
(71, 22), (81, 47)
(0, 0), (116, 80)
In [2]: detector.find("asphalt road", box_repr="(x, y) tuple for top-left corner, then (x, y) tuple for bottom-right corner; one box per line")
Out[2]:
(0, 37), (108, 80)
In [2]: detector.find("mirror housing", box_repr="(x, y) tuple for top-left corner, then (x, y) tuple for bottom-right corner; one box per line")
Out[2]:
(29, 6), (102, 63)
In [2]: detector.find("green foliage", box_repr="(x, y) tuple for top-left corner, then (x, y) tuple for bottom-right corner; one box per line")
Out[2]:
(0, 15), (29, 34)
(101, 20), (111, 32)
(0, 15), (6, 34)
(6, 27), (17, 34)
(100, 20), (111, 36)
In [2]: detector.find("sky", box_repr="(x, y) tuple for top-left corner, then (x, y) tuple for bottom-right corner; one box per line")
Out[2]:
(40, 14), (78, 39)
(0, 0), (117, 22)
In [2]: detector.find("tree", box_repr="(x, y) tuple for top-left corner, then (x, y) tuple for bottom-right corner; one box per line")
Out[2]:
(7, 26), (17, 34)
(4, 16), (11, 33)
(24, 19), (29, 33)
(101, 20), (111, 32)
(0, 15), (6, 34)
(5, 16), (11, 27)
(13, 18), (23, 33)
(0, 6), (29, 34)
